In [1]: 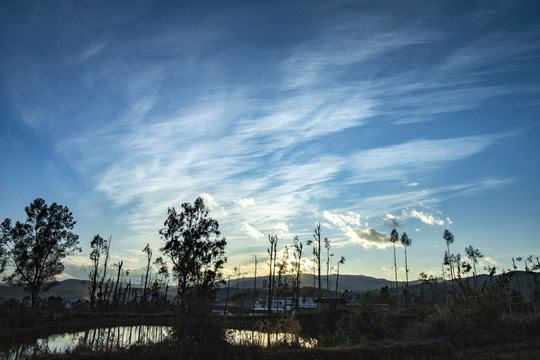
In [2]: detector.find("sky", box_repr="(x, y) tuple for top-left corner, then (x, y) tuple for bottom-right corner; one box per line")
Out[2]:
(1, 0), (539, 284)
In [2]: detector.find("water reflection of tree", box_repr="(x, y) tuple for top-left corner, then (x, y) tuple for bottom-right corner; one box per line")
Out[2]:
(2, 325), (173, 359)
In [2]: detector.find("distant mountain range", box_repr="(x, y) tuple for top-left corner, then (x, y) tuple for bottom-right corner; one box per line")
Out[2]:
(1, 271), (536, 302)
(222, 273), (406, 293)
(0, 273), (400, 302)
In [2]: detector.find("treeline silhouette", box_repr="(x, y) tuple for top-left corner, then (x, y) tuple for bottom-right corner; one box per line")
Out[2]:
(1, 198), (539, 318)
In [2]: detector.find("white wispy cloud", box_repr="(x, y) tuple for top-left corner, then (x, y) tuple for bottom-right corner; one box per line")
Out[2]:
(201, 192), (218, 209)
(350, 135), (506, 179)
(323, 210), (362, 231)
(274, 222), (289, 236)
(235, 198), (255, 207)
(403, 209), (446, 226)
(239, 222), (264, 240)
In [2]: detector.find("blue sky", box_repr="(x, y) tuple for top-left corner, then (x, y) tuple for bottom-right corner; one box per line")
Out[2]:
(1, 0), (539, 283)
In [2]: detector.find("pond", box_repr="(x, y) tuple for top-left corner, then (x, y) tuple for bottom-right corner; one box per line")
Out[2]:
(1, 325), (317, 359)
(226, 329), (318, 348)
(2, 325), (173, 360)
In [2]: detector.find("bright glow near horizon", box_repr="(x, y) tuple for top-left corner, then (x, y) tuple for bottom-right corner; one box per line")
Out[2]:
(1, 1), (539, 283)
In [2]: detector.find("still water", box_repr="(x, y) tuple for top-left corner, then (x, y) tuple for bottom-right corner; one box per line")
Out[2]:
(225, 329), (317, 348)
(1, 325), (317, 359)
(2, 325), (172, 360)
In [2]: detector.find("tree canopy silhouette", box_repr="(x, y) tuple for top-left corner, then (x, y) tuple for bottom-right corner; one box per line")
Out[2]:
(1, 198), (81, 309)
(159, 197), (227, 311)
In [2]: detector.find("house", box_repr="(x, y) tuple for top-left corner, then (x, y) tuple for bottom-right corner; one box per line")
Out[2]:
(252, 296), (317, 315)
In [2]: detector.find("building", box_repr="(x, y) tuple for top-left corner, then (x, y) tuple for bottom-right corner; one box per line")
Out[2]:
(252, 296), (317, 314)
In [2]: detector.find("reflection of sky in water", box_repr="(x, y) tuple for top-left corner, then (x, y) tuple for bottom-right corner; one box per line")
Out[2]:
(3, 325), (173, 360)
(2, 325), (317, 359)
(226, 329), (317, 348)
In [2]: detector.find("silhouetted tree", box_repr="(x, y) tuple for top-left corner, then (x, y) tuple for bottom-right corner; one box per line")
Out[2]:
(335, 256), (345, 297)
(97, 236), (112, 307)
(418, 271), (438, 301)
(142, 243), (153, 307)
(88, 234), (108, 310)
(512, 257), (524, 302)
(0, 226), (7, 274)
(311, 223), (323, 298)
(267, 234), (278, 315)
(400, 233), (412, 289)
(252, 254), (258, 311)
(464, 245), (483, 291)
(112, 261), (123, 305)
(324, 237), (334, 294)
(159, 197), (227, 312)
(292, 235), (303, 314)
(276, 246), (289, 306)
(1, 198), (81, 309)
(390, 229), (399, 290)
(443, 230), (455, 282)
(153, 256), (169, 306)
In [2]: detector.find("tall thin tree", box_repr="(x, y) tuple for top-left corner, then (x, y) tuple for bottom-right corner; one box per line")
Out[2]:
(390, 229), (399, 311)
(112, 261), (123, 306)
(252, 254), (258, 311)
(390, 229), (399, 290)
(292, 236), (303, 314)
(142, 243), (153, 307)
(324, 237), (334, 294)
(335, 256), (345, 298)
(313, 223), (322, 298)
(443, 230), (455, 282)
(97, 236), (112, 306)
(267, 234), (278, 315)
(400, 233), (412, 289)
(88, 234), (107, 310)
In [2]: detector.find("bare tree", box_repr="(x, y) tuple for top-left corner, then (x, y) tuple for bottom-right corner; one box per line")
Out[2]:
(267, 234), (278, 315)
(112, 261), (123, 306)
